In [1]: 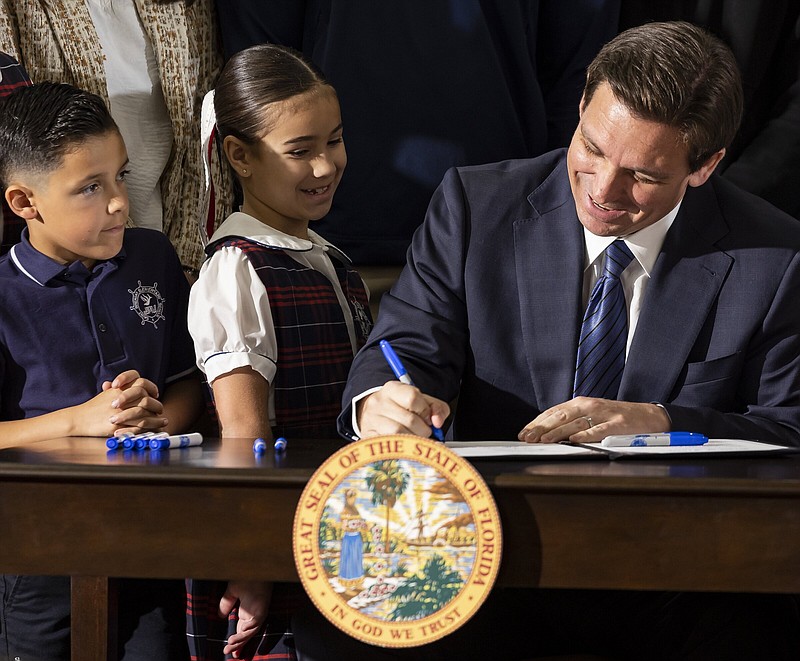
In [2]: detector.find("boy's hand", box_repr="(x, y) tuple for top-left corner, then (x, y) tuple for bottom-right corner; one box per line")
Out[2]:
(102, 370), (168, 435)
(68, 387), (159, 437)
(220, 580), (272, 657)
(101, 369), (159, 398)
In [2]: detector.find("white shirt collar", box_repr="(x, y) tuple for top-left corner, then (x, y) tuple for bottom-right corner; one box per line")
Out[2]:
(209, 211), (352, 263)
(582, 199), (683, 276)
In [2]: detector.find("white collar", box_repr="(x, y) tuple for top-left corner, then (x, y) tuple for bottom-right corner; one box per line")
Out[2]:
(209, 211), (351, 263)
(583, 199), (682, 276)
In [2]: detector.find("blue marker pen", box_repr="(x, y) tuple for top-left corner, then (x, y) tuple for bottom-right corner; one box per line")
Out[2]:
(148, 433), (203, 450)
(253, 437), (267, 454)
(379, 339), (445, 441)
(601, 432), (708, 447)
(133, 434), (159, 450)
(122, 431), (157, 450)
(107, 431), (141, 450)
(106, 436), (126, 450)
(274, 437), (287, 453)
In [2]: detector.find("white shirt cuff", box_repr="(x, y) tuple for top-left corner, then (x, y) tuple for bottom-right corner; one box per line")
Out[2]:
(350, 386), (383, 439)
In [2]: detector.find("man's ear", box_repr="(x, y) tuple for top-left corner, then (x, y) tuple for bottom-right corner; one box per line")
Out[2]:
(222, 136), (253, 179)
(578, 92), (587, 117)
(4, 184), (39, 221)
(688, 149), (726, 188)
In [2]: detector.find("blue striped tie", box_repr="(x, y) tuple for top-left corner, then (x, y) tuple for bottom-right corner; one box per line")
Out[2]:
(573, 240), (635, 399)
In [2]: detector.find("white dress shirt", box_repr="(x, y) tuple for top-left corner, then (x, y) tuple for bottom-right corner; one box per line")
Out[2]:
(581, 200), (682, 355)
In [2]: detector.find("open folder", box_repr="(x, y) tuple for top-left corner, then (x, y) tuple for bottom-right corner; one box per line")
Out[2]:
(446, 438), (799, 460)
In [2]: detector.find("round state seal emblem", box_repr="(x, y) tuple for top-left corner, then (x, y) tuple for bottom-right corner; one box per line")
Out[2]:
(293, 434), (502, 648)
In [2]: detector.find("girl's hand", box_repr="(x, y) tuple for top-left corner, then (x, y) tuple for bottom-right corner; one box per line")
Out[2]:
(220, 580), (273, 658)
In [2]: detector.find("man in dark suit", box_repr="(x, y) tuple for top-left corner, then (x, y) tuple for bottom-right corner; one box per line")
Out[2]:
(321, 21), (800, 660)
(340, 21), (800, 451)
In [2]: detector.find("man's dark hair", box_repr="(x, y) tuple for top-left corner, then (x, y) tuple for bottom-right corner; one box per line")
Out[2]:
(584, 21), (743, 172)
(0, 82), (118, 190)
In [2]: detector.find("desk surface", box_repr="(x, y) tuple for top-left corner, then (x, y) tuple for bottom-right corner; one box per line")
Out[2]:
(1, 436), (799, 593)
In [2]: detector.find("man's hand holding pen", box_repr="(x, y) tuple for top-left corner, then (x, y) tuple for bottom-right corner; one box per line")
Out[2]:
(357, 381), (450, 440)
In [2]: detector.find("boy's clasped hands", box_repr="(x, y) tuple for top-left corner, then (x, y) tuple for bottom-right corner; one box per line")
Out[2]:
(84, 369), (168, 438)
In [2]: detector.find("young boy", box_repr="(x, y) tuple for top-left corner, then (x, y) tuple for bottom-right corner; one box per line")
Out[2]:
(0, 82), (203, 659)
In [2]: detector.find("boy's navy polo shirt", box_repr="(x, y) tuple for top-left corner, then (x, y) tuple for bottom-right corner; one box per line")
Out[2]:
(0, 228), (196, 421)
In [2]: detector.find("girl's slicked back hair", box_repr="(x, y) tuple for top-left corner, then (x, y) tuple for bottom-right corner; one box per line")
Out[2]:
(214, 43), (334, 145)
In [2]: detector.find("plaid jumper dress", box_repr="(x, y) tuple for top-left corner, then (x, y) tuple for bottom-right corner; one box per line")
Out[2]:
(187, 236), (372, 661)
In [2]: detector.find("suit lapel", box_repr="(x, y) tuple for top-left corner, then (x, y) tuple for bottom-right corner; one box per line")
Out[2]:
(620, 183), (732, 402)
(515, 164), (585, 409)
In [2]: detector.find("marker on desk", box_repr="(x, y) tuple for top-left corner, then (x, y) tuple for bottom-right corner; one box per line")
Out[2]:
(106, 436), (125, 450)
(601, 432), (708, 447)
(148, 432), (203, 450)
(106, 432), (153, 450)
(253, 437), (267, 454)
(121, 432), (159, 450)
(134, 433), (160, 450)
(379, 339), (445, 441)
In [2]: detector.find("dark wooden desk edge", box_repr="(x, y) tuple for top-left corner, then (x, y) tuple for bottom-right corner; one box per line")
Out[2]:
(2, 461), (799, 499)
(0, 463), (313, 486)
(493, 472), (800, 497)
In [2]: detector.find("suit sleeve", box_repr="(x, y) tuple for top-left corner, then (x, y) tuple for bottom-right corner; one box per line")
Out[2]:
(338, 168), (471, 439)
(663, 250), (800, 447)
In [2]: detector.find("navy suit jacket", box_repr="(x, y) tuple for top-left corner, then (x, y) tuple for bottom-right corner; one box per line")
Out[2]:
(340, 150), (800, 446)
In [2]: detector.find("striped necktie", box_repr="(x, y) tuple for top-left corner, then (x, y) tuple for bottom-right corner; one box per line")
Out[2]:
(573, 239), (635, 399)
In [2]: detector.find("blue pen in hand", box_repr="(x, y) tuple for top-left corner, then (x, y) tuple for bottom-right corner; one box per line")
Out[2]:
(379, 339), (445, 441)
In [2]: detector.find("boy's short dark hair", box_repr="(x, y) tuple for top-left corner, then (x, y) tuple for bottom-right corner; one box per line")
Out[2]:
(0, 82), (118, 190)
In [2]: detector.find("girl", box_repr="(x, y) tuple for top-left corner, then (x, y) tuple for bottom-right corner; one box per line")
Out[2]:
(186, 44), (372, 660)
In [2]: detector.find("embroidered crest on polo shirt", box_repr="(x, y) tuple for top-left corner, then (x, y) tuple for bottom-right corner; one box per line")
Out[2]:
(128, 281), (165, 328)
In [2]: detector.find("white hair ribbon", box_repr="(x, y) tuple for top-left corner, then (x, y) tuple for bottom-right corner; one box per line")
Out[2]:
(198, 88), (217, 247)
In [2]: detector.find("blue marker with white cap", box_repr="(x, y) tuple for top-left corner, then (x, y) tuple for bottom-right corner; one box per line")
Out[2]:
(131, 431), (159, 450)
(379, 339), (445, 441)
(107, 432), (161, 450)
(601, 432), (708, 447)
(106, 437), (124, 450)
(149, 433), (203, 450)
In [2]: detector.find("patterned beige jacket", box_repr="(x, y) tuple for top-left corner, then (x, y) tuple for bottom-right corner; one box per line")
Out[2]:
(0, 0), (233, 270)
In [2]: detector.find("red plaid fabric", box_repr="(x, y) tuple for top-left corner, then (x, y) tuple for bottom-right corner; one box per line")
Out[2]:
(210, 238), (372, 438)
(186, 581), (303, 661)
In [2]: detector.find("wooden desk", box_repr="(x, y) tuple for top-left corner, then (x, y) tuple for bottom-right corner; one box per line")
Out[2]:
(0, 437), (799, 660)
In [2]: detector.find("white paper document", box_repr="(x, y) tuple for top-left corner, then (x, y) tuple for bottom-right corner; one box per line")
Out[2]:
(446, 438), (796, 459)
(446, 441), (595, 458)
